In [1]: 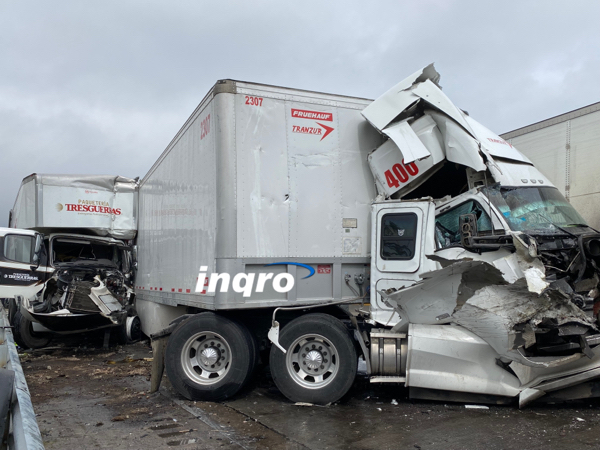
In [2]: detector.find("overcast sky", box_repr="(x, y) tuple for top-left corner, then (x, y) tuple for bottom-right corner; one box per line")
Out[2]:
(1, 1), (599, 225)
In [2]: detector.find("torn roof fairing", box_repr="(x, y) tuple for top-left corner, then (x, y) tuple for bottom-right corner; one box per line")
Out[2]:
(382, 120), (431, 163)
(367, 115), (446, 198)
(464, 117), (532, 165)
(363, 64), (543, 199)
(487, 159), (554, 188)
(426, 111), (487, 172)
(361, 64), (441, 131)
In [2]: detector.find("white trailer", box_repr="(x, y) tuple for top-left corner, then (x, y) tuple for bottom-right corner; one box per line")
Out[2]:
(501, 102), (600, 229)
(138, 66), (600, 407)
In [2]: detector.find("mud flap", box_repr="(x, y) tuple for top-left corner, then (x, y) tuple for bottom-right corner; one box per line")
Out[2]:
(150, 337), (168, 393)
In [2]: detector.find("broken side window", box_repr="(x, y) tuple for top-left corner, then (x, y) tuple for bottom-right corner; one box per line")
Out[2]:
(381, 213), (418, 260)
(435, 201), (492, 249)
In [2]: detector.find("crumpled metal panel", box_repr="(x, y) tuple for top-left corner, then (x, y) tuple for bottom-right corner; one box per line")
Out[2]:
(427, 111), (487, 172)
(363, 63), (540, 199)
(367, 114), (446, 198)
(379, 234), (599, 369)
(465, 116), (532, 164)
(407, 323), (522, 397)
(381, 119), (431, 164)
(361, 63), (441, 131)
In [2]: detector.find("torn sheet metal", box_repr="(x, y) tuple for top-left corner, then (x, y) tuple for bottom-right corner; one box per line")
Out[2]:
(379, 234), (600, 369)
(381, 119), (431, 164)
(363, 63), (543, 199)
(464, 116), (532, 164)
(426, 111), (487, 172)
(367, 114), (445, 198)
(17, 234), (135, 336)
(362, 64), (441, 131)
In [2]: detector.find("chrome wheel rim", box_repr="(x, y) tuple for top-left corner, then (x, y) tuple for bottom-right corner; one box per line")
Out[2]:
(285, 334), (339, 389)
(181, 332), (232, 385)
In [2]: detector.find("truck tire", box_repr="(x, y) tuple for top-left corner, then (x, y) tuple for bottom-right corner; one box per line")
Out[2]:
(116, 316), (142, 345)
(12, 312), (52, 350)
(165, 312), (256, 401)
(270, 313), (357, 404)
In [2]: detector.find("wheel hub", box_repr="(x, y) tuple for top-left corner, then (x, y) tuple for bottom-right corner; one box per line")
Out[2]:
(200, 347), (220, 366)
(304, 350), (323, 369)
(287, 335), (339, 389)
(181, 333), (232, 385)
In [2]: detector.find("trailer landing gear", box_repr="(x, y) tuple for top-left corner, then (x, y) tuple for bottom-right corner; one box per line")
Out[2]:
(270, 313), (357, 404)
(165, 313), (257, 401)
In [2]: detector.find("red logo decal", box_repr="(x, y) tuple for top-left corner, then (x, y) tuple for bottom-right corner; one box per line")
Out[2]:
(317, 264), (331, 274)
(291, 109), (333, 122)
(201, 114), (210, 140)
(292, 123), (335, 141)
(64, 204), (122, 215)
(317, 123), (334, 141)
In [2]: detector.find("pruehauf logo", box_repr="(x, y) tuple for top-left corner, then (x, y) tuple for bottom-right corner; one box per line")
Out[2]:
(195, 262), (315, 297)
(291, 108), (335, 141)
(291, 109), (333, 121)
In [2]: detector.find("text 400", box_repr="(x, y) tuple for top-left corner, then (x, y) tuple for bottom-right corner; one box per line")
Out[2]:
(385, 160), (419, 188)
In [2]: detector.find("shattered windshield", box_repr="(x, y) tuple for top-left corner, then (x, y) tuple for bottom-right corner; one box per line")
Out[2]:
(52, 239), (122, 268)
(483, 185), (587, 233)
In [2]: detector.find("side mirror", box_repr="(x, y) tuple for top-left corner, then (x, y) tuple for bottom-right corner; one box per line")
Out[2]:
(459, 213), (478, 248)
(30, 233), (43, 271)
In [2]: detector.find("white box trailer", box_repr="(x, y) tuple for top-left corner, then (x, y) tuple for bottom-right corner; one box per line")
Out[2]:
(136, 80), (383, 317)
(138, 67), (600, 407)
(501, 102), (600, 229)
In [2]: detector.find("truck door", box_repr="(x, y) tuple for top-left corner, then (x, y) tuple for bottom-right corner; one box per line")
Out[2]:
(0, 231), (48, 302)
(370, 201), (437, 326)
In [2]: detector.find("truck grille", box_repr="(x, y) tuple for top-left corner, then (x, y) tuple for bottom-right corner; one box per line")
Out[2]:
(65, 281), (99, 313)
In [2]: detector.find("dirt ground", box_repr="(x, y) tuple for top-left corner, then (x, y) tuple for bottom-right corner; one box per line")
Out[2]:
(20, 331), (600, 450)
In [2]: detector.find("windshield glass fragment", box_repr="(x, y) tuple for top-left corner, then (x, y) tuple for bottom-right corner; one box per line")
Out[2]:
(483, 185), (587, 232)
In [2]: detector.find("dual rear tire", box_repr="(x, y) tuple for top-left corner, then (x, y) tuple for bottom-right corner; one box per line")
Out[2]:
(166, 312), (356, 405)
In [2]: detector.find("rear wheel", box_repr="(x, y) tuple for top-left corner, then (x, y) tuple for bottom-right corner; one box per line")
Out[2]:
(165, 312), (256, 401)
(270, 313), (357, 404)
(12, 312), (52, 349)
